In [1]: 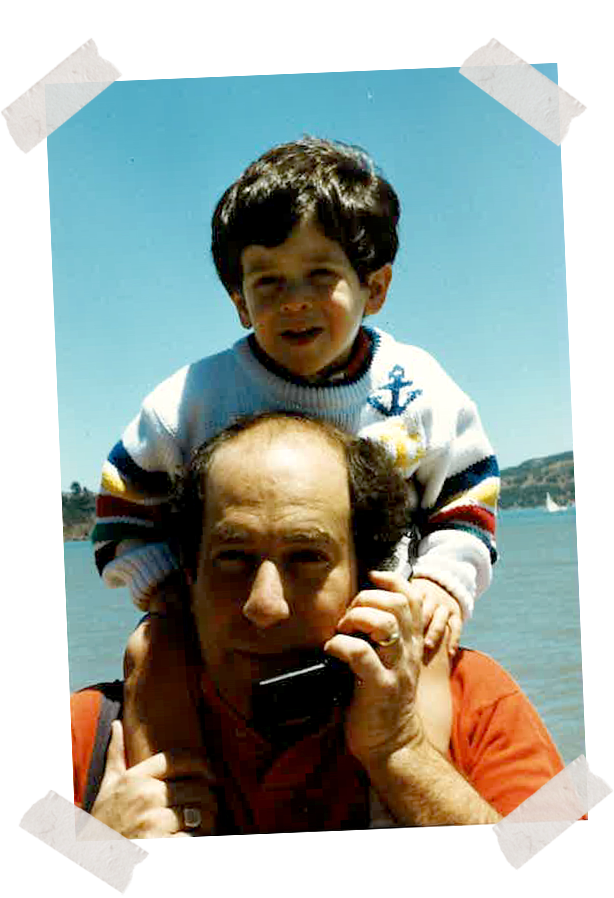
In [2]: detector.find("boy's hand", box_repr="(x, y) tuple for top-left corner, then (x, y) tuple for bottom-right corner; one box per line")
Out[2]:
(410, 577), (463, 658)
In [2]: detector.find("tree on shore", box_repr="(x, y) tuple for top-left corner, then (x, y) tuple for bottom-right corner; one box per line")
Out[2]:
(63, 484), (96, 539)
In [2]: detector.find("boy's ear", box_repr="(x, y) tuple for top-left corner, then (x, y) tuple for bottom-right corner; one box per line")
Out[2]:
(364, 265), (392, 317)
(230, 292), (252, 329)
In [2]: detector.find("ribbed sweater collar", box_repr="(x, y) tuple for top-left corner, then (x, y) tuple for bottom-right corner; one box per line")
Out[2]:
(233, 326), (387, 414)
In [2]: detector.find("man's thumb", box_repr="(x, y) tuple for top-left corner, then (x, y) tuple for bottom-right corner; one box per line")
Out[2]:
(105, 720), (127, 775)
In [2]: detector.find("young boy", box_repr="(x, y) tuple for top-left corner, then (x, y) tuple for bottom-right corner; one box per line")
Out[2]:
(93, 137), (499, 776)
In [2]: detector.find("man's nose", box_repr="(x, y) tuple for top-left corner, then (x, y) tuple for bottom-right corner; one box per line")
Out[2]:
(242, 560), (291, 628)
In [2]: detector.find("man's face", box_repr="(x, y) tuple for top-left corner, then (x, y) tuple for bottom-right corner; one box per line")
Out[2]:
(230, 218), (389, 379)
(190, 425), (357, 718)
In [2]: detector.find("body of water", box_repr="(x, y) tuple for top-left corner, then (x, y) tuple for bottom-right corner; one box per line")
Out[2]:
(65, 507), (584, 765)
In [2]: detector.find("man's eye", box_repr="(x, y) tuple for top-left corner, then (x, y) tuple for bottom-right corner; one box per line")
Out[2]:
(213, 550), (253, 571)
(309, 268), (336, 283)
(288, 550), (330, 567)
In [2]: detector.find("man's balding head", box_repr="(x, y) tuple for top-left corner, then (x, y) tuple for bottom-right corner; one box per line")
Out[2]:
(175, 412), (412, 584)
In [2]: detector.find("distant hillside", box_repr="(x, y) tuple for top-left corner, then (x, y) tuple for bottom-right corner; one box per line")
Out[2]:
(61, 450), (575, 540)
(499, 451), (574, 509)
(62, 483), (96, 541)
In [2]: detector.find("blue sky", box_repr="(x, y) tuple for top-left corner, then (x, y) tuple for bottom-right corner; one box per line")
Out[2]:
(47, 66), (570, 490)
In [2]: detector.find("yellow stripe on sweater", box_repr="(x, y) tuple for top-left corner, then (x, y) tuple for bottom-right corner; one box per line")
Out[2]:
(440, 476), (500, 512)
(100, 461), (148, 502)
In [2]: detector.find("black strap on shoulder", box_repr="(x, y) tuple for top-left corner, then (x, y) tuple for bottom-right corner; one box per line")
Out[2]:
(82, 681), (124, 814)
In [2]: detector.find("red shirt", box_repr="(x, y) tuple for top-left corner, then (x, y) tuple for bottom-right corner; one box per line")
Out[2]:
(447, 649), (564, 816)
(71, 648), (564, 829)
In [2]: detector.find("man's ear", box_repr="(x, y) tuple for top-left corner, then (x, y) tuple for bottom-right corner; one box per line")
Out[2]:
(364, 264), (392, 317)
(230, 292), (252, 329)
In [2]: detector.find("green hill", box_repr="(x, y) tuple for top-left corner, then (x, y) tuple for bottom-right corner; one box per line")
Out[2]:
(499, 450), (574, 509)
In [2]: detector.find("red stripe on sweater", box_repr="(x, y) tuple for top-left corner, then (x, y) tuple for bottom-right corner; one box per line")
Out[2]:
(96, 494), (164, 522)
(429, 504), (496, 536)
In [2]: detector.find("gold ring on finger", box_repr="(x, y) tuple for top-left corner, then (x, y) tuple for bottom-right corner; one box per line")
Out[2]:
(376, 629), (400, 647)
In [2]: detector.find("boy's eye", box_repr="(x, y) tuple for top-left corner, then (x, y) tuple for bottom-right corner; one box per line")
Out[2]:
(254, 276), (281, 291)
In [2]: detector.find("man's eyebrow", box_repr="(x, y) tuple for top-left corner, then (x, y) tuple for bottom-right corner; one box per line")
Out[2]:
(208, 523), (253, 543)
(278, 529), (336, 546)
(208, 524), (336, 546)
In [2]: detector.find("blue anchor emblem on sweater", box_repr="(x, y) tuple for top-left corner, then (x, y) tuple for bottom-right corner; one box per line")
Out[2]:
(368, 365), (422, 416)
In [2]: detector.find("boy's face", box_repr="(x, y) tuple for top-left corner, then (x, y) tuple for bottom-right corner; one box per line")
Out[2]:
(231, 219), (391, 379)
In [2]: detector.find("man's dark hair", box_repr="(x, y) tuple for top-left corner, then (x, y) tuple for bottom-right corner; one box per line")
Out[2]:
(211, 137), (400, 295)
(172, 412), (414, 582)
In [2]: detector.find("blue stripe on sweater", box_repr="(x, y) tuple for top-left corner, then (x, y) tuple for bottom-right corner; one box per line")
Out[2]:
(94, 541), (118, 576)
(423, 520), (498, 564)
(108, 441), (173, 495)
(437, 455), (500, 507)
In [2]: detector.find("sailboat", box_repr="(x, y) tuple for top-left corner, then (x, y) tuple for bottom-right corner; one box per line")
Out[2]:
(545, 492), (565, 513)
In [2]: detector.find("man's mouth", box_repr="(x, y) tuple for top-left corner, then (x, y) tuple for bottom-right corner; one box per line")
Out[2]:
(234, 646), (322, 672)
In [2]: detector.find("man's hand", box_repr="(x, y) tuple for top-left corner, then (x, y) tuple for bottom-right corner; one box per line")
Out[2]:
(324, 570), (425, 766)
(411, 577), (463, 658)
(324, 571), (499, 827)
(91, 720), (217, 839)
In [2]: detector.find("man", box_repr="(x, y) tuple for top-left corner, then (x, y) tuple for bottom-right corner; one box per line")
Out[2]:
(71, 413), (563, 836)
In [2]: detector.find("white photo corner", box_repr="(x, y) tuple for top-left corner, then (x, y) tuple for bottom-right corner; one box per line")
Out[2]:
(0, 37), (123, 156)
(458, 37), (588, 147)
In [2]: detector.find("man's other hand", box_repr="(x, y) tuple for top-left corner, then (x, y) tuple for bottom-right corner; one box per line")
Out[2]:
(91, 720), (217, 839)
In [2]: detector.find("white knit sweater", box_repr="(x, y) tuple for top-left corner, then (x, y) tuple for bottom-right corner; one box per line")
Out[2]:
(94, 327), (499, 616)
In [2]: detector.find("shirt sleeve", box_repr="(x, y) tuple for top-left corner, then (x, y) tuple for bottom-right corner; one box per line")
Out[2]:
(411, 392), (500, 619)
(465, 691), (564, 817)
(361, 369), (499, 617)
(449, 653), (565, 817)
(91, 389), (184, 608)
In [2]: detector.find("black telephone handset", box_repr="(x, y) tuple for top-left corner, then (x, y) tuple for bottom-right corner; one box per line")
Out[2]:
(250, 636), (371, 736)
(249, 529), (421, 737)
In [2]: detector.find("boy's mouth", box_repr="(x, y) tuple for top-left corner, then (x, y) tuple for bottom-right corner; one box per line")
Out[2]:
(280, 327), (323, 344)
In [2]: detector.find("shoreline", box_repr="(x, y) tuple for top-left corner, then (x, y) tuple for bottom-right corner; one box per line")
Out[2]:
(45, 499), (588, 543)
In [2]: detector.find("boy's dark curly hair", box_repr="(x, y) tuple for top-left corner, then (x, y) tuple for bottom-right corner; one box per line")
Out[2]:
(171, 412), (415, 582)
(211, 137), (400, 295)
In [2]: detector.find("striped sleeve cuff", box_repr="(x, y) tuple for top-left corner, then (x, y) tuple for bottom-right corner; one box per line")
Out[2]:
(411, 528), (495, 620)
(102, 542), (179, 610)
(411, 563), (475, 620)
(426, 456), (499, 570)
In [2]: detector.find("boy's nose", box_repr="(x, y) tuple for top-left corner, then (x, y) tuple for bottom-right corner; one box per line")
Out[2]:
(242, 560), (291, 628)
(280, 296), (311, 313)
(279, 280), (313, 313)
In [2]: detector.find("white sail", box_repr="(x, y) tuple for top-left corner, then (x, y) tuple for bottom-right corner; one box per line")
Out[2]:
(545, 492), (565, 513)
